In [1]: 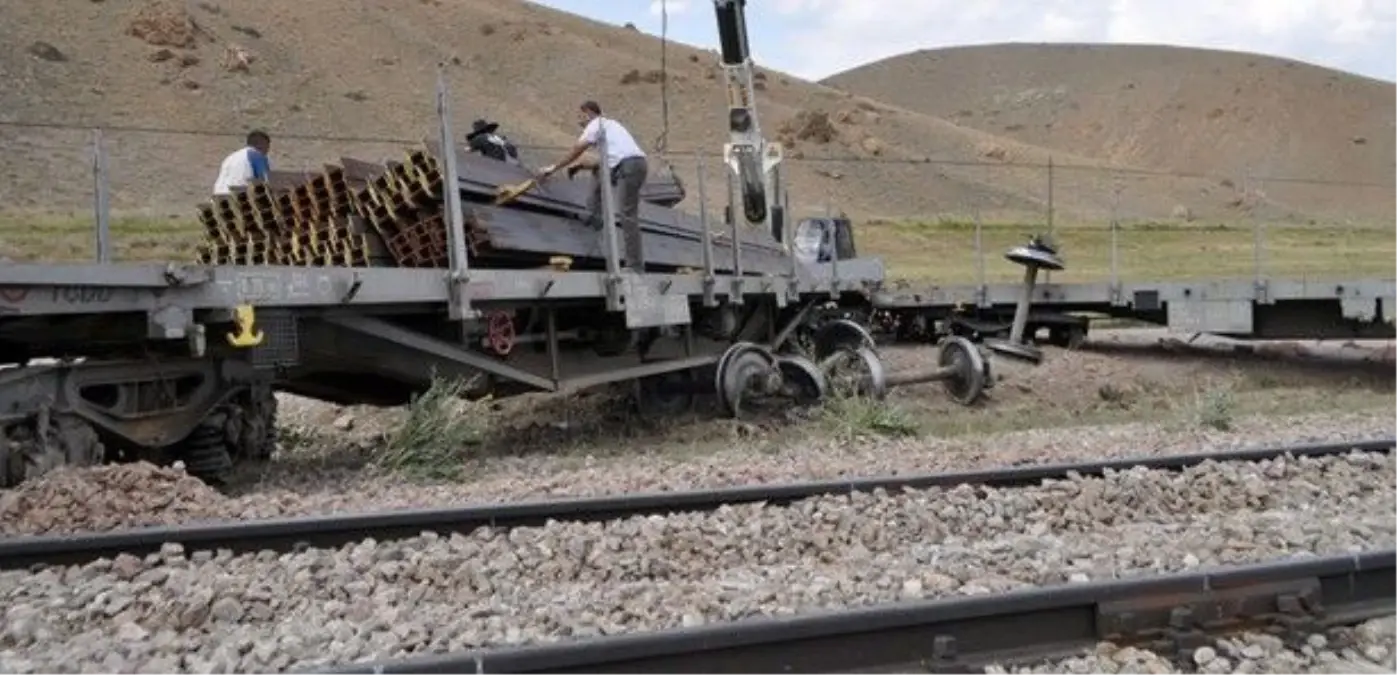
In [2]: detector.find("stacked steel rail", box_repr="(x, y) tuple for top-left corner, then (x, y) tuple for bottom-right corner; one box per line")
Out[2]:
(194, 143), (789, 275)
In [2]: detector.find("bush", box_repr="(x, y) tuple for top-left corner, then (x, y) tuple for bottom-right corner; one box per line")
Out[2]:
(377, 374), (487, 480)
(819, 388), (919, 441)
(1194, 386), (1237, 431)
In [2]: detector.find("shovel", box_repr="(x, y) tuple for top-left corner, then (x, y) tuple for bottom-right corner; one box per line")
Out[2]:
(493, 178), (538, 206)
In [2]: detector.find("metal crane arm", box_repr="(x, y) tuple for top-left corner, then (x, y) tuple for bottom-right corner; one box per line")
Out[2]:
(713, 0), (785, 242)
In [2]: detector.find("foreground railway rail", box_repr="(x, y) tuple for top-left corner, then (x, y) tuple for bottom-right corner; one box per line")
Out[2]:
(1, 436), (1389, 569)
(0, 437), (1391, 674)
(325, 550), (1396, 673)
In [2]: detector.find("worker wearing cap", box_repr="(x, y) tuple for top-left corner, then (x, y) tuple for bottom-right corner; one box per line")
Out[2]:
(537, 100), (649, 272)
(212, 130), (271, 196)
(466, 119), (521, 166)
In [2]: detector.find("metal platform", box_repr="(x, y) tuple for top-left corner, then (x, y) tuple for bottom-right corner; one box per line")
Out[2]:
(875, 276), (1396, 339)
(0, 258), (882, 318)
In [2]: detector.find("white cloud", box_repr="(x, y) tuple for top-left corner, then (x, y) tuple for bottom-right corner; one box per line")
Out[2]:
(649, 0), (690, 16)
(760, 0), (1396, 81)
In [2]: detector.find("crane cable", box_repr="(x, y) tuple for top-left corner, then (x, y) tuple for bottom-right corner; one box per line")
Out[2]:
(649, 0), (685, 193)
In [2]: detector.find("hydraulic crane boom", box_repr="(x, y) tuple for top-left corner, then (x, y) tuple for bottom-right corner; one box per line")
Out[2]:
(713, 0), (786, 245)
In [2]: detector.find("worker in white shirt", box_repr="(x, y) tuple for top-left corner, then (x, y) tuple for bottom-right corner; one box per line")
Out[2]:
(537, 100), (649, 272)
(212, 130), (272, 196)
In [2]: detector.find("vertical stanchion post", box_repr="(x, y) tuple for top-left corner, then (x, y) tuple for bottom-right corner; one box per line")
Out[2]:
(1044, 155), (1055, 284)
(974, 208), (986, 307)
(435, 66), (475, 321)
(595, 120), (625, 312)
(1109, 174), (1121, 305)
(697, 152), (717, 307)
(1244, 167), (1264, 296)
(92, 128), (111, 263)
(1252, 171), (1268, 303)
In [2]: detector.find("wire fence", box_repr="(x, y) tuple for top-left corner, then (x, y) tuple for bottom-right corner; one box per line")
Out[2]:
(0, 117), (1392, 282)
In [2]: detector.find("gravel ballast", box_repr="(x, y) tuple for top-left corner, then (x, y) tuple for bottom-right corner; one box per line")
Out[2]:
(0, 451), (1392, 673)
(1, 409), (1392, 537)
(990, 617), (1397, 674)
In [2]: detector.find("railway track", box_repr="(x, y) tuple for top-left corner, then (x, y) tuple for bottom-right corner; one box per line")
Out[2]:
(0, 438), (1391, 570)
(321, 549), (1396, 673)
(0, 437), (1391, 571)
(1, 436), (1391, 673)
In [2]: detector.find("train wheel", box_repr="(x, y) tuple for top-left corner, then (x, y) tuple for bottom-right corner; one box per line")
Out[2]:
(715, 342), (779, 419)
(0, 412), (105, 488)
(821, 345), (888, 401)
(634, 369), (697, 420)
(776, 355), (828, 405)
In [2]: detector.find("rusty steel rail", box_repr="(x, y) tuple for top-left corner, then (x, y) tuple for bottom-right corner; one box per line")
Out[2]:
(0, 437), (1389, 571)
(320, 550), (1396, 673)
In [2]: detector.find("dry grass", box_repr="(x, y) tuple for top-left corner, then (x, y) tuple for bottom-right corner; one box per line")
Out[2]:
(0, 214), (201, 262)
(861, 219), (1395, 283)
(2, 215), (1390, 289)
(829, 338), (1397, 444)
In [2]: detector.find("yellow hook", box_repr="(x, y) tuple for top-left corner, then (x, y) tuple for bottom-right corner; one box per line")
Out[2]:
(226, 304), (265, 348)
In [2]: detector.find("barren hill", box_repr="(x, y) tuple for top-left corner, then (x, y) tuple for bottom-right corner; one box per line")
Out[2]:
(0, 1), (1387, 229)
(824, 43), (1396, 221)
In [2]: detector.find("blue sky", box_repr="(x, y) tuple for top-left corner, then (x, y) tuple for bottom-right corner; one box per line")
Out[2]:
(527, 0), (1397, 83)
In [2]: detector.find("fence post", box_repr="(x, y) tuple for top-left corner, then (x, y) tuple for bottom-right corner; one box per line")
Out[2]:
(92, 128), (111, 263)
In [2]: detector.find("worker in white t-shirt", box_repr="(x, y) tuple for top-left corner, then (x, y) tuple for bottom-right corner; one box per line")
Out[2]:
(212, 130), (272, 196)
(537, 100), (649, 271)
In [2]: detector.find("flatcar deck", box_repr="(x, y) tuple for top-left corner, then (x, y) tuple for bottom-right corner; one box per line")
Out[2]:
(0, 257), (884, 318)
(876, 276), (1395, 339)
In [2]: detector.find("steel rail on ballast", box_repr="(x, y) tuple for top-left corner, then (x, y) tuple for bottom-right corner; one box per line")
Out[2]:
(0, 437), (1390, 570)
(318, 549), (1397, 674)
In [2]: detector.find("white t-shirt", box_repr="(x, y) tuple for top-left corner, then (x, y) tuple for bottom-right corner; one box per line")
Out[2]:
(578, 117), (646, 170)
(212, 147), (269, 195)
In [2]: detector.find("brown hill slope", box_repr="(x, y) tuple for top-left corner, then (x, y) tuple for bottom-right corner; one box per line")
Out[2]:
(823, 43), (1396, 221)
(0, 1), (1375, 228)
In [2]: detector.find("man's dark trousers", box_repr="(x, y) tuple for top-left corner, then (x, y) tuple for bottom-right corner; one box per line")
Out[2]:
(586, 156), (649, 271)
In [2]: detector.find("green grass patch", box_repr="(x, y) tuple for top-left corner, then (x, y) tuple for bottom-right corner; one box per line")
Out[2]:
(376, 374), (489, 481)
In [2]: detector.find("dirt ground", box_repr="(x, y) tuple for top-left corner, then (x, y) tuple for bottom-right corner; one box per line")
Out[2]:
(255, 328), (1397, 482)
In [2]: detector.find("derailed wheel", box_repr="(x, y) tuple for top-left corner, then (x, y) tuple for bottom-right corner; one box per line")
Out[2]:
(938, 336), (989, 405)
(1048, 324), (1087, 350)
(823, 345), (888, 401)
(173, 382), (279, 486)
(0, 412), (105, 488)
(776, 355), (827, 405)
(635, 369), (697, 419)
(715, 342), (780, 418)
(812, 318), (877, 362)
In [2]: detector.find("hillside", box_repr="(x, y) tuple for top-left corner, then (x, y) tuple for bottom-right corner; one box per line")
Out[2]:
(823, 43), (1396, 222)
(0, 1), (1388, 229)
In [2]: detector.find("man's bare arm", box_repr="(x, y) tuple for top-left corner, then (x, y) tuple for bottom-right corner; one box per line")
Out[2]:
(537, 141), (590, 179)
